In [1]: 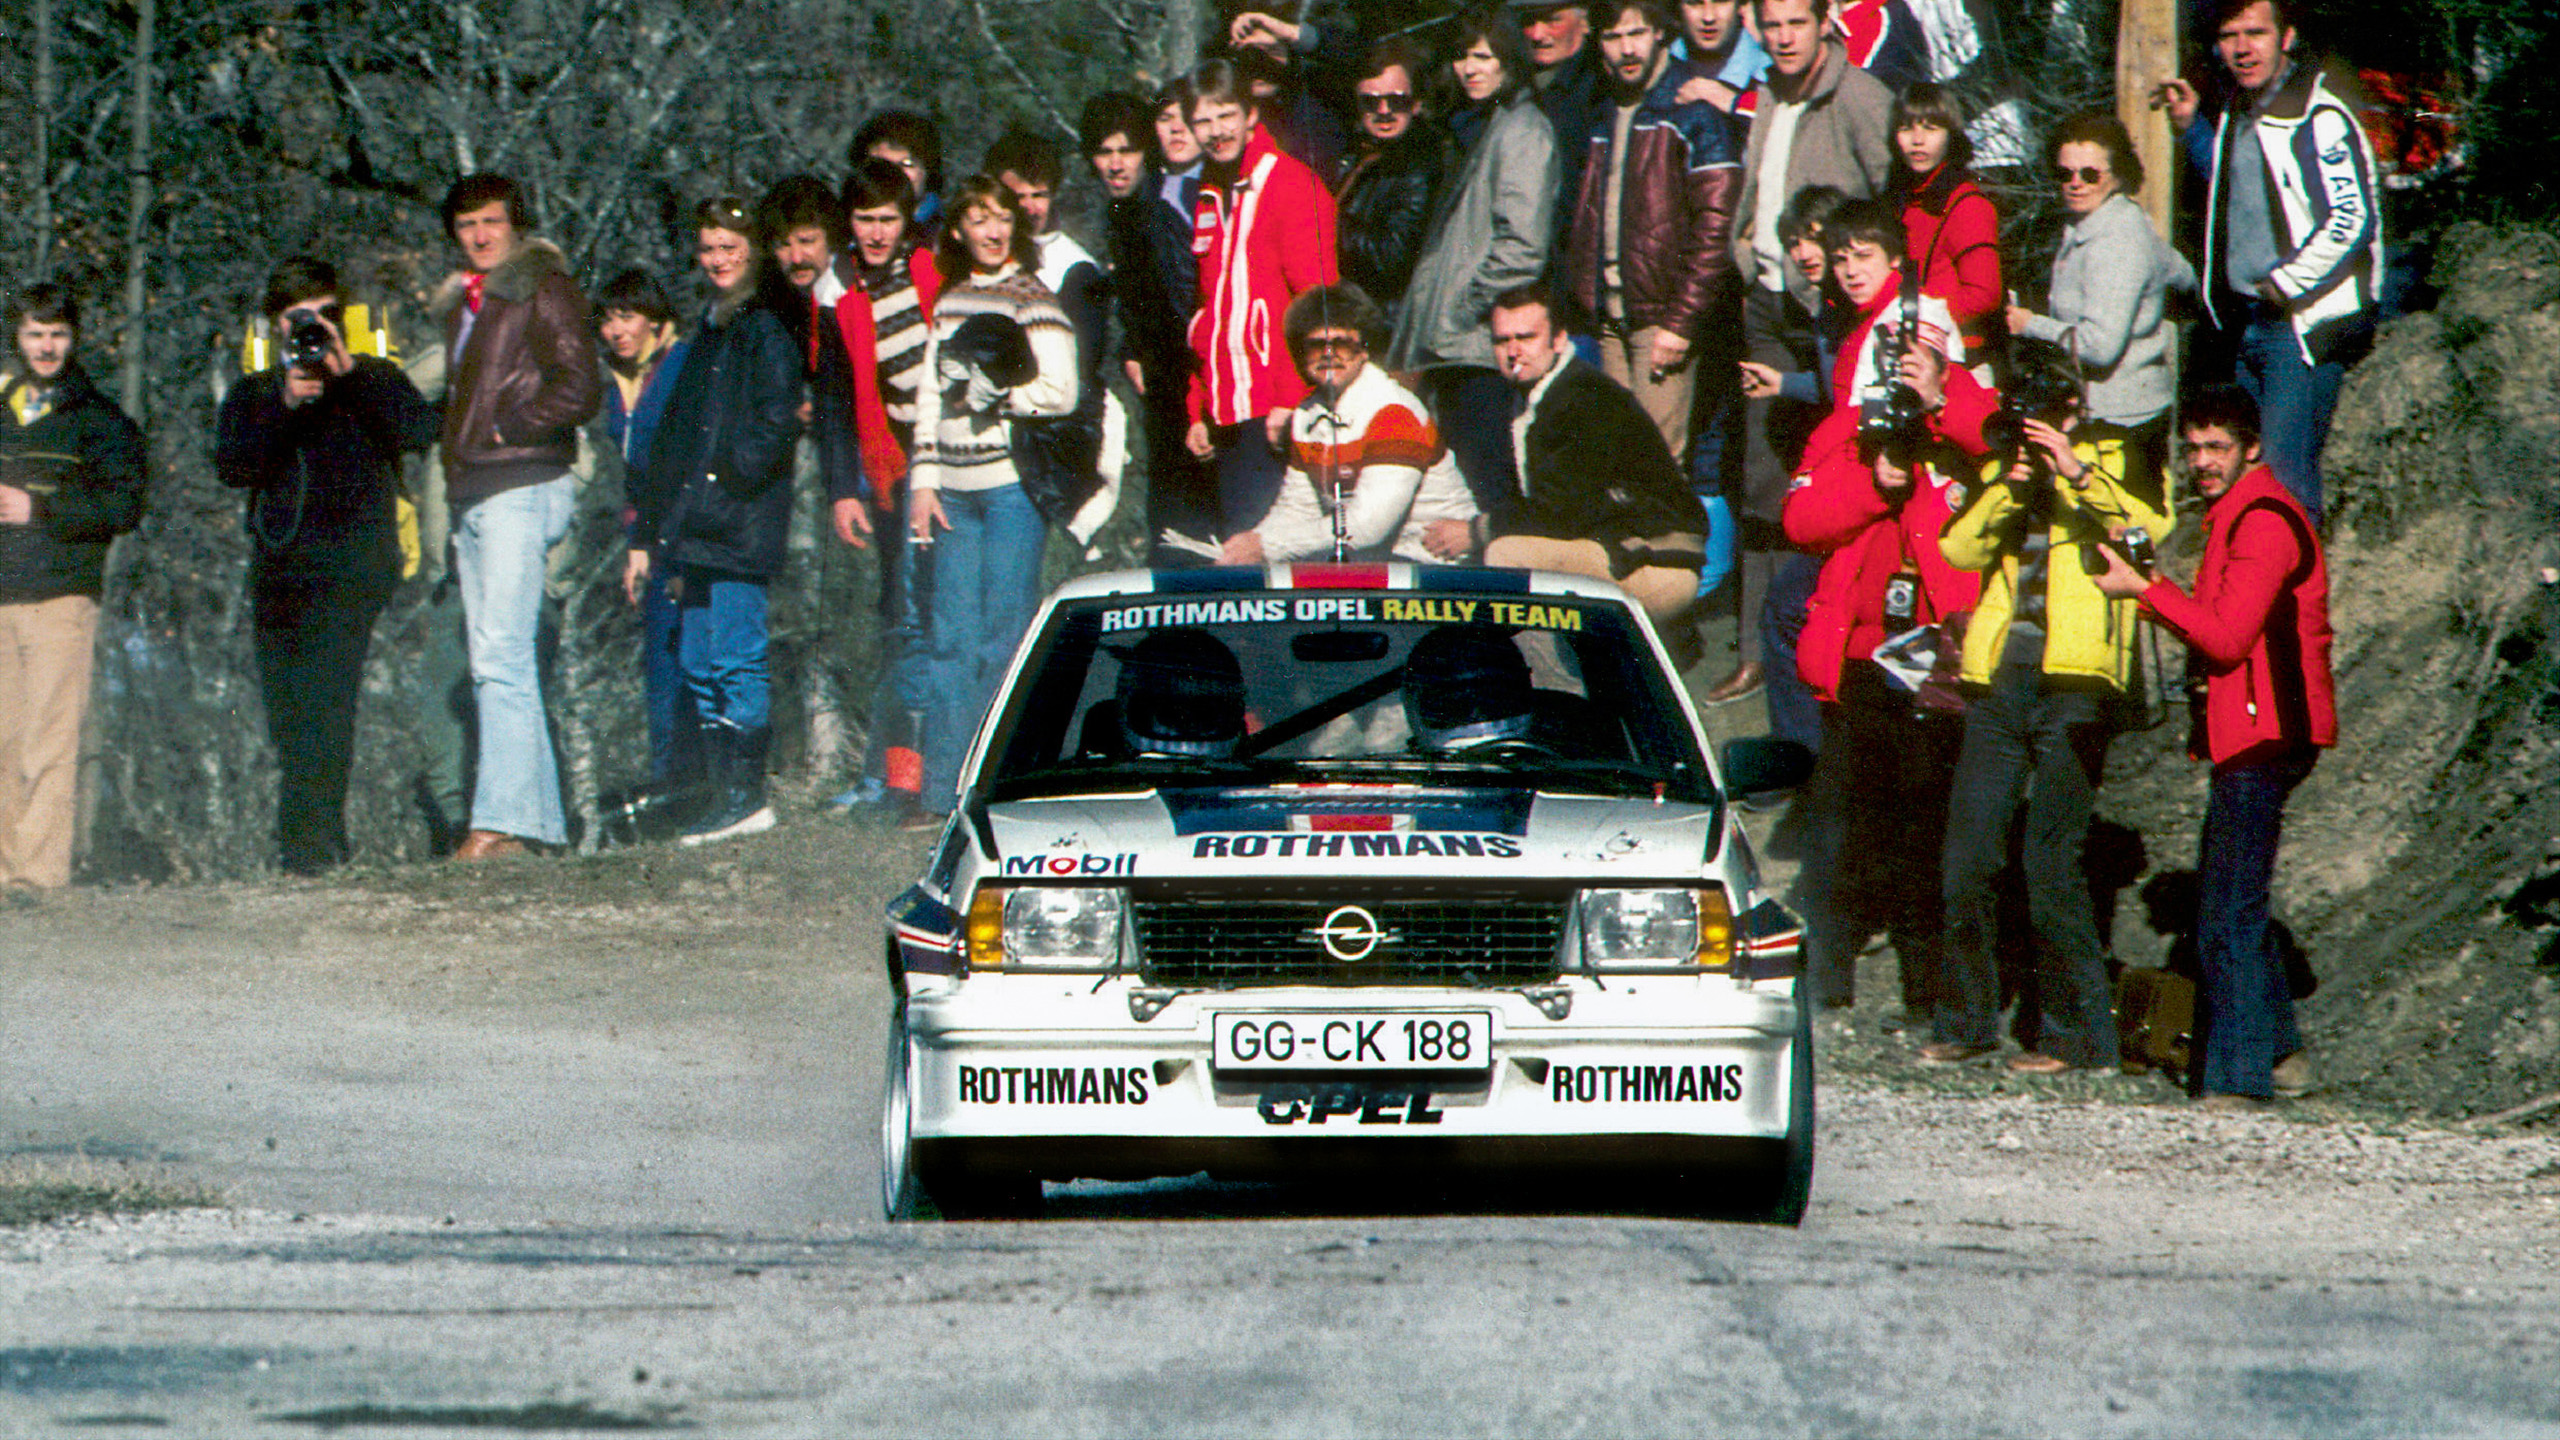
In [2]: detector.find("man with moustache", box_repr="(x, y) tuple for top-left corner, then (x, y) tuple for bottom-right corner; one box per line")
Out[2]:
(0, 284), (145, 890)
(1562, 0), (1740, 463)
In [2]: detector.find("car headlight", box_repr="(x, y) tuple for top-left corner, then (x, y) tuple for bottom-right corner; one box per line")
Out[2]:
(1579, 887), (1734, 970)
(966, 886), (1126, 969)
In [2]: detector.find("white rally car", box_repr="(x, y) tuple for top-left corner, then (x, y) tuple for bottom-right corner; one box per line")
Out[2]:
(881, 564), (1815, 1222)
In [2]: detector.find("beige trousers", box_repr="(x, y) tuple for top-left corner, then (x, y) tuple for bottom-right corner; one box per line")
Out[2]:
(0, 593), (99, 889)
(1483, 535), (1696, 626)
(1597, 325), (1696, 465)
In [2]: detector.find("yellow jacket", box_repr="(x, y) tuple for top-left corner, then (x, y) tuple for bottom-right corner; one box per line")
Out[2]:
(1940, 433), (2173, 691)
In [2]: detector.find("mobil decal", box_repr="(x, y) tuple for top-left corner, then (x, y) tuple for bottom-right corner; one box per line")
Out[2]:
(1000, 851), (1139, 877)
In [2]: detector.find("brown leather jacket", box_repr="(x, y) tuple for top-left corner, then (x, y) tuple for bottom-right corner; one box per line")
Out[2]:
(1563, 57), (1743, 343)
(433, 239), (600, 499)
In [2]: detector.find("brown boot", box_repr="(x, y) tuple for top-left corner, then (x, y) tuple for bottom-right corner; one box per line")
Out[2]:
(453, 829), (530, 861)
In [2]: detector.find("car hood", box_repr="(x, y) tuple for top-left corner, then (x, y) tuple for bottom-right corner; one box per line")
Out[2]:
(982, 785), (1718, 884)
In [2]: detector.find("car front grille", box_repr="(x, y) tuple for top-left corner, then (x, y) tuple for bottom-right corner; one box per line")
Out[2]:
(1132, 889), (1568, 989)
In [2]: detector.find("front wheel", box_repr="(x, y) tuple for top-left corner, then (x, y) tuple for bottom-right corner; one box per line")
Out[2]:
(880, 1004), (923, 1221)
(1754, 993), (1817, 1226)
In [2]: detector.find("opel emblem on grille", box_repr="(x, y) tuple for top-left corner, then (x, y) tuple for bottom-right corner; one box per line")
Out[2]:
(1311, 904), (1391, 963)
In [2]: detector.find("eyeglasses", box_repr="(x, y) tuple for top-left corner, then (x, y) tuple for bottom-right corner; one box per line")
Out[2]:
(1358, 91), (1417, 113)
(283, 304), (346, 327)
(2053, 165), (2108, 186)
(1303, 333), (1365, 355)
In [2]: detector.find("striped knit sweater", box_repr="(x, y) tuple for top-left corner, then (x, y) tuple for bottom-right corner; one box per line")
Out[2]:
(910, 263), (1079, 494)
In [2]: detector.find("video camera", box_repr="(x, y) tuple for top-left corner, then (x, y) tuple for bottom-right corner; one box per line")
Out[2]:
(1982, 339), (2085, 492)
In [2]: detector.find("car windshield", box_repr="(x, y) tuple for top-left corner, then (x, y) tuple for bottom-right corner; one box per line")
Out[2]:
(981, 589), (1712, 802)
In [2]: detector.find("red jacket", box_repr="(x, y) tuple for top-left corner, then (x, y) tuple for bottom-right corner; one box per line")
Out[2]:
(2139, 466), (2336, 766)
(1783, 417), (1981, 701)
(1897, 166), (2002, 360)
(832, 248), (943, 507)
(1188, 127), (1339, 428)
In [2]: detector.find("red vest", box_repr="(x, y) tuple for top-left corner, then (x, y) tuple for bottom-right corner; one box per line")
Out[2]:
(2146, 466), (2336, 765)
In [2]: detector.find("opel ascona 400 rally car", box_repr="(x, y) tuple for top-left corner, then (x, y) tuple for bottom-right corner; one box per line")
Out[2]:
(881, 564), (1816, 1222)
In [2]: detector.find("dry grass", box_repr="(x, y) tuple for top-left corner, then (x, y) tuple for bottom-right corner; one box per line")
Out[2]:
(0, 1156), (223, 1227)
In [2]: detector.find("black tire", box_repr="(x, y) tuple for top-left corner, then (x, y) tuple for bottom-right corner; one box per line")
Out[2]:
(1755, 992), (1818, 1226)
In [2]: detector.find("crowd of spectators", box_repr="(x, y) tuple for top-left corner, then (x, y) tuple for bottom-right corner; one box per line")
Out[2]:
(2, 0), (2374, 1107)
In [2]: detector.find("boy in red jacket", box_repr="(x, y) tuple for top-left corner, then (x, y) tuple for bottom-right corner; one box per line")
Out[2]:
(1183, 57), (1341, 537)
(1781, 300), (1986, 1015)
(2094, 385), (2334, 1108)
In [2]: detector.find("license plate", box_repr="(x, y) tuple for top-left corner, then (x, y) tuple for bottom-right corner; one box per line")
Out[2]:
(1211, 1011), (1492, 1073)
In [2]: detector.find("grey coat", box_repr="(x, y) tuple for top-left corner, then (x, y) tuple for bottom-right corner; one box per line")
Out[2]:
(1388, 90), (1558, 372)
(1728, 40), (1895, 308)
(2018, 193), (2196, 428)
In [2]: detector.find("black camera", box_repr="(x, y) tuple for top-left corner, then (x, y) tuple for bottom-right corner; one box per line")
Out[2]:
(1985, 339), (2085, 481)
(282, 312), (334, 373)
(1858, 383), (1933, 465)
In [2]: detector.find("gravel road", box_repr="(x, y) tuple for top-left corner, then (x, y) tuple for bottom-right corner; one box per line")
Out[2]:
(2, 836), (2556, 1437)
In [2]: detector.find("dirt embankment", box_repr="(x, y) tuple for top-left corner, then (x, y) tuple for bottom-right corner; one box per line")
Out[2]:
(2090, 224), (2560, 1121)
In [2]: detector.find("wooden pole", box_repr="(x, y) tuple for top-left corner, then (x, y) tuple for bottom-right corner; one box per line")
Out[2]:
(2117, 0), (2181, 236)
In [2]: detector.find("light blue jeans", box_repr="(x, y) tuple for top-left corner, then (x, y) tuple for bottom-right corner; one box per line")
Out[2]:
(922, 483), (1048, 806)
(454, 475), (575, 843)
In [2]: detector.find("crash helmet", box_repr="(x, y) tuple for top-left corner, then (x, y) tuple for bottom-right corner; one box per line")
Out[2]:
(1116, 628), (1246, 758)
(1403, 625), (1535, 751)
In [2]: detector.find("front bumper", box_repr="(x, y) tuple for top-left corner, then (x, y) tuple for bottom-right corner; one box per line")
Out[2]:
(900, 975), (1803, 1175)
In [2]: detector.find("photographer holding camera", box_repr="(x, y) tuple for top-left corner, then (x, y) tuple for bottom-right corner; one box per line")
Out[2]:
(1773, 199), (1993, 1015)
(2092, 385), (2332, 1109)
(216, 257), (438, 874)
(1920, 338), (2174, 1073)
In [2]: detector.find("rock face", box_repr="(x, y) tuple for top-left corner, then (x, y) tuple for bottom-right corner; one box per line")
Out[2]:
(2109, 223), (2560, 1118)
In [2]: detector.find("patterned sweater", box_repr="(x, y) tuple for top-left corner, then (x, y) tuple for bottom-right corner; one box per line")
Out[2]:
(910, 263), (1079, 494)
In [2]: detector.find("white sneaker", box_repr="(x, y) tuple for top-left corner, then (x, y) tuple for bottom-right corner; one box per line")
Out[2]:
(680, 806), (776, 847)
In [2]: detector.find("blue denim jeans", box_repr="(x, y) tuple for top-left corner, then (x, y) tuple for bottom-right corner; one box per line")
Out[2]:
(1760, 552), (1825, 754)
(857, 511), (931, 788)
(676, 570), (771, 734)
(2235, 317), (2346, 527)
(639, 566), (700, 783)
(2193, 748), (2316, 1098)
(922, 483), (1048, 805)
(454, 475), (574, 844)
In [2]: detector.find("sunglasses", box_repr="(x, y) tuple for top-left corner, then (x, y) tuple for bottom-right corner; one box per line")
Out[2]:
(2054, 164), (2109, 186)
(282, 304), (346, 327)
(1359, 91), (1417, 113)
(1303, 333), (1366, 354)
